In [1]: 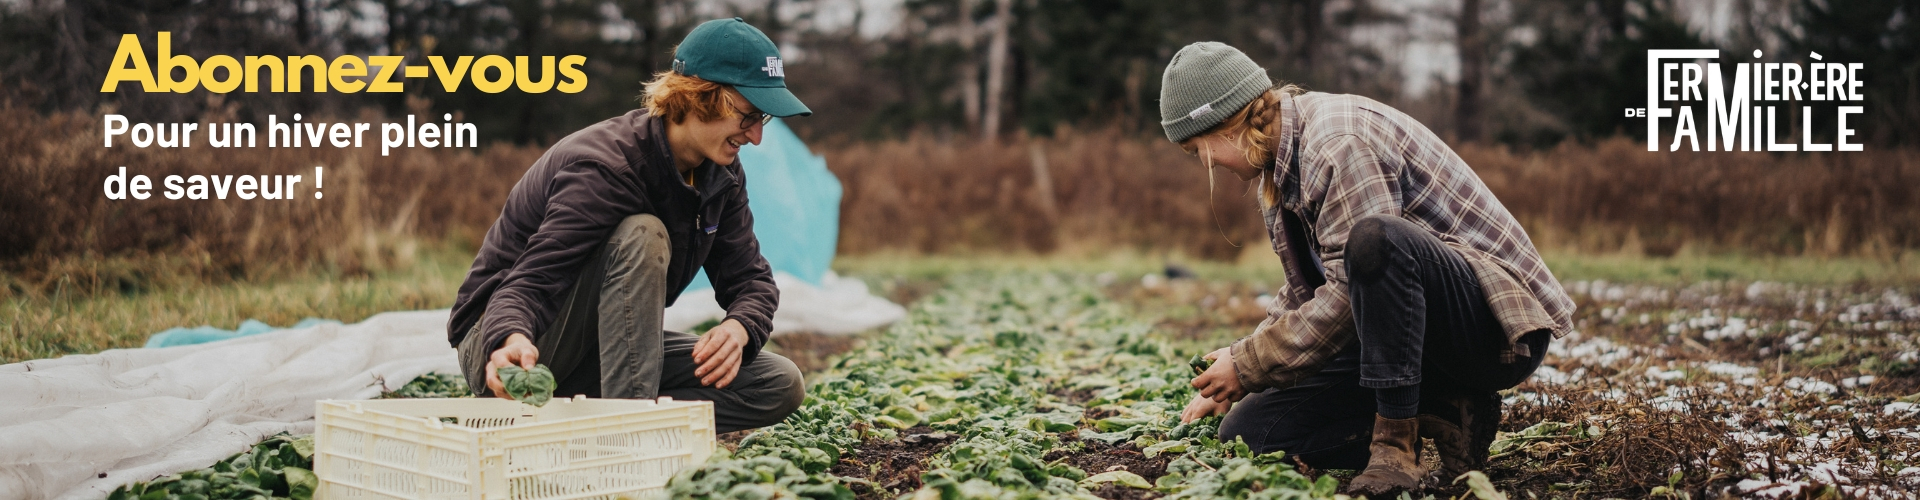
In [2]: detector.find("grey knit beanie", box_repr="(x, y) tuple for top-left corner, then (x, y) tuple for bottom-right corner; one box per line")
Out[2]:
(1159, 42), (1272, 143)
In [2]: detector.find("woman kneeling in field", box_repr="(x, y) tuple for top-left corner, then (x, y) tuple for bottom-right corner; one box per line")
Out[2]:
(1162, 42), (1575, 496)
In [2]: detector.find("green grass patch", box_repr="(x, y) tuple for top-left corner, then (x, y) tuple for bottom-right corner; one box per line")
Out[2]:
(0, 246), (472, 364)
(837, 249), (1920, 286)
(5, 247), (1914, 364)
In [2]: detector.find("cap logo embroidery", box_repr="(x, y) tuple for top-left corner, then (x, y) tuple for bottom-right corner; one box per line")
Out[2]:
(1188, 103), (1212, 120)
(761, 57), (784, 77)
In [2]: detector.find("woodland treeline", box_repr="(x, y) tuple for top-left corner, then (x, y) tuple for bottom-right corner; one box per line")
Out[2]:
(1, 0), (1914, 146)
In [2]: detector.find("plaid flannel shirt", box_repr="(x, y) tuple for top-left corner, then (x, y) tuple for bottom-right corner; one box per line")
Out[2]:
(1229, 92), (1576, 393)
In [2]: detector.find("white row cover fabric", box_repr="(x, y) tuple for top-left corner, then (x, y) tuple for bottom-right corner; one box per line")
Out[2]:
(0, 275), (903, 500)
(667, 271), (907, 336)
(0, 310), (459, 500)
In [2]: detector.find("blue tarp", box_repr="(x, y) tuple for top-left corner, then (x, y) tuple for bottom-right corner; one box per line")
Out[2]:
(143, 318), (342, 348)
(688, 117), (842, 290)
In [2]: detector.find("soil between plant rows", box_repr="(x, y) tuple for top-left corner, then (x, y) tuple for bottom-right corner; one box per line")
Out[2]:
(830, 426), (957, 499)
(1049, 439), (1174, 500)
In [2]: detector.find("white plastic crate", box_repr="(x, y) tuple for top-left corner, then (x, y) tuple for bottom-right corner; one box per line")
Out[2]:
(314, 396), (714, 500)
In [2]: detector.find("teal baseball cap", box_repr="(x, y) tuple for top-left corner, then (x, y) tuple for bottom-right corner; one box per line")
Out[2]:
(673, 18), (812, 117)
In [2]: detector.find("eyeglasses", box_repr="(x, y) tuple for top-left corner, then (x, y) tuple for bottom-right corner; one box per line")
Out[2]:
(729, 99), (773, 130)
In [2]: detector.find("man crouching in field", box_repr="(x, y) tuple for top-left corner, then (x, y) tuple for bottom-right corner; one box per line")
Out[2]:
(448, 18), (806, 433)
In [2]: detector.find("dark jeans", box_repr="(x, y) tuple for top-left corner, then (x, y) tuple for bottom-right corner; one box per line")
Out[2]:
(1220, 215), (1548, 468)
(459, 214), (806, 433)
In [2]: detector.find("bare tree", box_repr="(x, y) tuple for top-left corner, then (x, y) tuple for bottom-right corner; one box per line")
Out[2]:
(1294, 0), (1324, 70)
(1456, 0), (1484, 142)
(981, 0), (1011, 139)
(959, 0), (981, 133)
(294, 0), (311, 48)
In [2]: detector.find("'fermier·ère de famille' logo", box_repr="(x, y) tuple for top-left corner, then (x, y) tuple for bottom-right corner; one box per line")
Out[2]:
(1632, 49), (1866, 152)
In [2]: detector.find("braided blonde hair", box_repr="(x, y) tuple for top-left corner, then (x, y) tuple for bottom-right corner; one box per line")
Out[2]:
(1181, 84), (1304, 210)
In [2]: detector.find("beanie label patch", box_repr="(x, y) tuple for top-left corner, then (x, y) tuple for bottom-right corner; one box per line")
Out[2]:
(1188, 103), (1212, 120)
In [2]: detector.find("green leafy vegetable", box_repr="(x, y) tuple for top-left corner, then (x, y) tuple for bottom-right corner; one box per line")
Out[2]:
(379, 372), (470, 399)
(1189, 354), (1213, 374)
(1143, 438), (1192, 458)
(1081, 470), (1154, 489)
(108, 433), (315, 500)
(663, 454), (854, 499)
(1456, 470), (1510, 500)
(497, 364), (557, 407)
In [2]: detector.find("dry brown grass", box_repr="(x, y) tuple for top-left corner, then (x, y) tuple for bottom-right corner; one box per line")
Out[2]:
(823, 126), (1266, 259)
(1462, 140), (1920, 258)
(0, 105), (541, 299)
(829, 133), (1920, 260)
(5, 105), (1918, 301)
(1495, 382), (1759, 496)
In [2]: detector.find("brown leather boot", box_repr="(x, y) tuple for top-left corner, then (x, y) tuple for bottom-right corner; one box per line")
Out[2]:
(1418, 390), (1501, 480)
(1346, 415), (1424, 497)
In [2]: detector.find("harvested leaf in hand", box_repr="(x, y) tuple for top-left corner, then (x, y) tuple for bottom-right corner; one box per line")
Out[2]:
(498, 364), (557, 407)
(1189, 354), (1213, 374)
